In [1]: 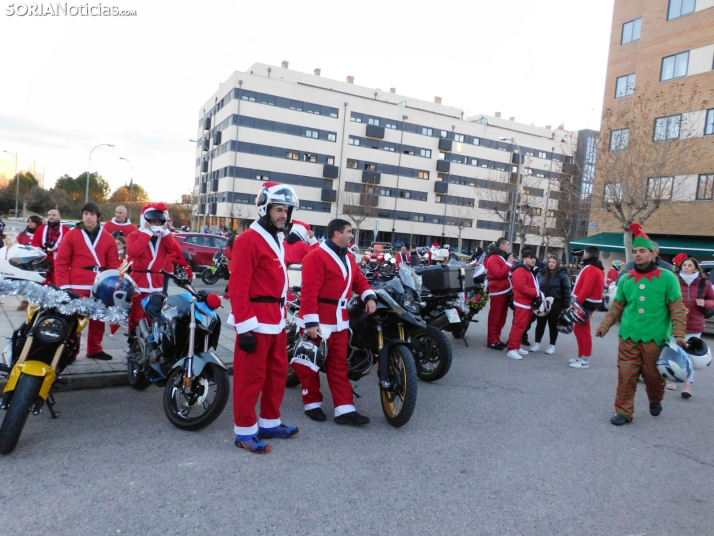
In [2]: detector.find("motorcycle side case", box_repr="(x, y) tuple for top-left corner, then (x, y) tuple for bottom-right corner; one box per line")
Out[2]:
(417, 265), (475, 295)
(171, 351), (227, 377)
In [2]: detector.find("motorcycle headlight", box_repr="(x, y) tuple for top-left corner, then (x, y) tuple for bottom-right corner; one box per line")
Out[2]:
(36, 316), (68, 343)
(401, 295), (421, 315)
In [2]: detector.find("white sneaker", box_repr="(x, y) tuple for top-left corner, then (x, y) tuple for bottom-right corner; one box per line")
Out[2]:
(568, 357), (580, 363)
(569, 358), (590, 369)
(545, 345), (555, 355)
(107, 333), (115, 339)
(517, 347), (529, 355)
(530, 343), (541, 352)
(506, 350), (523, 360)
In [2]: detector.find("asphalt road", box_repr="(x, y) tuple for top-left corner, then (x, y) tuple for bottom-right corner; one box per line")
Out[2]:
(1, 306), (714, 535)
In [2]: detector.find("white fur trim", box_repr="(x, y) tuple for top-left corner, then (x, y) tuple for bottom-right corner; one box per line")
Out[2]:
(258, 417), (281, 429)
(489, 286), (512, 296)
(306, 236), (318, 246)
(303, 313), (320, 324)
(139, 228), (152, 236)
(228, 314), (259, 334)
(334, 404), (356, 417)
(161, 228), (171, 237)
(304, 402), (322, 411)
(361, 290), (376, 302)
(290, 357), (320, 372)
(234, 423), (258, 436)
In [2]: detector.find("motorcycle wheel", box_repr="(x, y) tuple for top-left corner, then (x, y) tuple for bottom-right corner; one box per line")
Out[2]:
(163, 363), (230, 431)
(451, 327), (464, 339)
(201, 269), (220, 285)
(0, 374), (44, 455)
(127, 339), (151, 391)
(380, 344), (418, 427)
(411, 326), (453, 382)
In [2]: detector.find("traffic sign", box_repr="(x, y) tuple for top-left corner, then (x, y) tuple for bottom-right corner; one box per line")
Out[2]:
(589, 222), (598, 229)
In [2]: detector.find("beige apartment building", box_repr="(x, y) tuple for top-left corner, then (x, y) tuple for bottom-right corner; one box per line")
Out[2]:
(193, 62), (585, 254)
(582, 0), (714, 258)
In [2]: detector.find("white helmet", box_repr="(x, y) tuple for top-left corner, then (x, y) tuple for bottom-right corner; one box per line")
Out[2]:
(685, 337), (711, 370)
(657, 343), (692, 383)
(256, 182), (299, 229)
(533, 294), (554, 317)
(0, 245), (49, 284)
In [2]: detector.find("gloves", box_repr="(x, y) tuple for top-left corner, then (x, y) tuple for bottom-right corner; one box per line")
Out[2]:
(239, 331), (257, 354)
(150, 225), (164, 236)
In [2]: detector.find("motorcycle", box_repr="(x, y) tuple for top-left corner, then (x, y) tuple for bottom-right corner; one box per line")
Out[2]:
(127, 268), (230, 431)
(201, 249), (229, 285)
(0, 288), (87, 454)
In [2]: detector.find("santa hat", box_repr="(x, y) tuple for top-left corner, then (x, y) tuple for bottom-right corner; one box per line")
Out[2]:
(630, 222), (654, 251)
(289, 219), (318, 245)
(140, 202), (169, 229)
(673, 252), (688, 267)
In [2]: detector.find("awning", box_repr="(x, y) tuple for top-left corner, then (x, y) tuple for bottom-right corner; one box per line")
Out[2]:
(570, 233), (714, 256)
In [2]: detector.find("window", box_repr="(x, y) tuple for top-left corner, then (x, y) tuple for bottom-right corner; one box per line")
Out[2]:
(668, 0), (696, 20)
(454, 134), (464, 142)
(419, 149), (431, 158)
(705, 109), (714, 136)
(364, 163), (376, 171)
(286, 151), (299, 160)
(538, 151), (547, 159)
(421, 127), (432, 136)
(418, 171), (429, 179)
(621, 18), (642, 44)
(346, 160), (358, 169)
(610, 128), (629, 151)
(547, 210), (556, 218)
(440, 131), (448, 138)
(525, 150), (535, 157)
(256, 174), (269, 181)
(654, 114), (681, 141)
(615, 73), (636, 98)
(351, 116), (362, 123)
(535, 171), (545, 178)
(604, 182), (622, 203)
(303, 153), (317, 163)
(647, 177), (674, 200)
(385, 122), (397, 129)
(348, 137), (360, 146)
(661, 51), (689, 81)
(472, 138), (480, 146)
(383, 145), (395, 152)
(327, 133), (336, 142)
(305, 129), (318, 139)
(697, 174), (714, 199)
(327, 156), (335, 165)
(400, 191), (412, 199)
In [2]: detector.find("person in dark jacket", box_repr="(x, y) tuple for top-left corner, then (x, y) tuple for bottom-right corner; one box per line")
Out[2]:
(409, 248), (421, 266)
(532, 255), (572, 355)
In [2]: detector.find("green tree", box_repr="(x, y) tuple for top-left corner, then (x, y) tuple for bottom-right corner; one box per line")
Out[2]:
(26, 187), (53, 213)
(109, 183), (150, 204)
(54, 172), (110, 203)
(48, 187), (76, 214)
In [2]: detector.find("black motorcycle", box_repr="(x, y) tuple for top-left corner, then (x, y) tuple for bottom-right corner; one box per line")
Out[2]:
(127, 269), (229, 431)
(201, 249), (229, 285)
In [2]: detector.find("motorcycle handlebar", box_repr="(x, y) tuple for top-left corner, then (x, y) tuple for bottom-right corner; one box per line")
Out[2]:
(159, 269), (199, 298)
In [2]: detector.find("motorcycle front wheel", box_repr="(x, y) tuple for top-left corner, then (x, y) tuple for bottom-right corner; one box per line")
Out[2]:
(380, 344), (418, 427)
(127, 339), (151, 391)
(0, 373), (44, 455)
(201, 268), (220, 285)
(410, 326), (453, 381)
(163, 363), (230, 431)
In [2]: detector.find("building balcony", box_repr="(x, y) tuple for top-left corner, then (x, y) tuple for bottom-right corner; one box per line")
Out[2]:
(434, 181), (449, 193)
(436, 160), (450, 173)
(323, 164), (339, 179)
(438, 138), (452, 152)
(366, 124), (385, 139)
(321, 188), (337, 202)
(362, 170), (381, 184)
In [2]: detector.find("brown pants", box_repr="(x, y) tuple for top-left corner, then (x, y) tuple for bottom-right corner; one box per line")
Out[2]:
(614, 338), (664, 419)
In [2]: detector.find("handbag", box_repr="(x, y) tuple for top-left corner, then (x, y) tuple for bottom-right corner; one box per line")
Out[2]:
(697, 279), (714, 319)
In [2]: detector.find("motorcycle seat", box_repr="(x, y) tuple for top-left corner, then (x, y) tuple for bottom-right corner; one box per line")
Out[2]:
(145, 292), (168, 320)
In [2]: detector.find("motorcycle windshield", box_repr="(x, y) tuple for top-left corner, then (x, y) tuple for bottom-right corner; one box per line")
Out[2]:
(399, 265), (421, 295)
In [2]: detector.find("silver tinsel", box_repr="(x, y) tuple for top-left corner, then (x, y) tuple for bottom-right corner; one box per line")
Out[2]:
(0, 276), (128, 323)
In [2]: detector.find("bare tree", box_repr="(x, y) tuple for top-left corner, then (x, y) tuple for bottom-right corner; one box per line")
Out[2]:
(446, 204), (475, 252)
(339, 190), (378, 246)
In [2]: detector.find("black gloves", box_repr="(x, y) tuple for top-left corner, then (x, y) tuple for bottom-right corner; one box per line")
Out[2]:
(239, 331), (257, 354)
(65, 290), (81, 300)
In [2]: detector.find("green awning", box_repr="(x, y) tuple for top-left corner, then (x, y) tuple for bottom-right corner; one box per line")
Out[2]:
(570, 233), (714, 256)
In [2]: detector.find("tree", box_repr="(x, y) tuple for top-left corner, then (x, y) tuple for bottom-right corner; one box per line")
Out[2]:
(26, 187), (53, 214)
(0, 172), (39, 215)
(339, 190), (379, 247)
(446, 204), (475, 253)
(54, 172), (110, 203)
(48, 187), (76, 214)
(109, 183), (150, 204)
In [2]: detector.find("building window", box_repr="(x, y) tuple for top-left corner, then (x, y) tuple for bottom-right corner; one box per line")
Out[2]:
(697, 174), (714, 200)
(305, 129), (318, 139)
(661, 51), (689, 81)
(364, 163), (376, 171)
(346, 160), (358, 169)
(610, 128), (629, 151)
(327, 157), (335, 165)
(454, 134), (464, 142)
(622, 18), (642, 44)
(400, 191), (412, 199)
(419, 149), (431, 158)
(615, 73), (636, 98)
(705, 109), (714, 136)
(668, 0), (696, 20)
(421, 127), (432, 136)
(535, 172), (545, 178)
(327, 133), (336, 142)
(286, 151), (299, 160)
(351, 116), (362, 123)
(256, 174), (269, 181)
(537, 151), (547, 159)
(303, 153), (317, 163)
(368, 118), (380, 126)
(654, 114), (681, 141)
(472, 138), (480, 146)
(348, 137), (360, 146)
(418, 171), (429, 179)
(440, 131), (448, 138)
(647, 177), (674, 200)
(604, 182), (622, 203)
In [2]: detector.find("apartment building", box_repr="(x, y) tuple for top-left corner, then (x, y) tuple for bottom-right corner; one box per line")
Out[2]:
(193, 62), (584, 254)
(584, 0), (714, 257)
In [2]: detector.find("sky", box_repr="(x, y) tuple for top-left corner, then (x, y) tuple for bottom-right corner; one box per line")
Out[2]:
(0, 0), (615, 203)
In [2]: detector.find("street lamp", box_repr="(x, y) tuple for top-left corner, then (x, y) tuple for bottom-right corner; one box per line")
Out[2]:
(499, 136), (523, 247)
(119, 156), (134, 221)
(86, 144), (115, 203)
(2, 151), (18, 217)
(189, 139), (202, 231)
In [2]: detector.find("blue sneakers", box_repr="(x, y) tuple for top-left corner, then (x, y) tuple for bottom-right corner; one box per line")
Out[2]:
(235, 435), (271, 454)
(258, 424), (300, 440)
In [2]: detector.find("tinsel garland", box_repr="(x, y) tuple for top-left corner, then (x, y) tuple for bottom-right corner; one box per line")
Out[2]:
(0, 277), (128, 324)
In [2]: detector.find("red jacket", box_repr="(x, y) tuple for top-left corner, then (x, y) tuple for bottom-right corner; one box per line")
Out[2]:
(297, 241), (375, 332)
(54, 226), (120, 292)
(485, 253), (512, 295)
(679, 274), (714, 334)
(573, 260), (605, 307)
(103, 219), (139, 237)
(395, 251), (410, 267)
(606, 267), (619, 285)
(16, 231), (34, 245)
(227, 221), (288, 335)
(126, 228), (184, 293)
(511, 264), (540, 309)
(31, 223), (71, 262)
(284, 240), (319, 265)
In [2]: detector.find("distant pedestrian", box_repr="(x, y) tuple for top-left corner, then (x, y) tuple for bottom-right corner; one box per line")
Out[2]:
(16, 215), (42, 246)
(532, 255), (571, 355)
(484, 238), (515, 351)
(569, 246), (604, 369)
(506, 249), (539, 360)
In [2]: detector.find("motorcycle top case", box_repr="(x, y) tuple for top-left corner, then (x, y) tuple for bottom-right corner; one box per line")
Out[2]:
(417, 264), (474, 295)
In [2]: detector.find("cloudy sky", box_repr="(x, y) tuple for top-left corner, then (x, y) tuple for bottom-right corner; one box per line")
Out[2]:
(0, 0), (615, 202)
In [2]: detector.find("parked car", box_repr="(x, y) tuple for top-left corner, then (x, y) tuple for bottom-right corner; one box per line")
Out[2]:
(174, 232), (228, 271)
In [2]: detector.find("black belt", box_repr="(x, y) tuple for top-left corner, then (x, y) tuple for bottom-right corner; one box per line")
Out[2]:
(318, 298), (347, 306)
(82, 266), (107, 272)
(250, 296), (285, 306)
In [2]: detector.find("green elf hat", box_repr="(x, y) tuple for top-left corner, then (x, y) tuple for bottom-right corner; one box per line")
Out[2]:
(630, 222), (654, 251)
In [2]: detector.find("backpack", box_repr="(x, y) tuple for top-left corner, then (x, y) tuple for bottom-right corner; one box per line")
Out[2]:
(697, 279), (714, 319)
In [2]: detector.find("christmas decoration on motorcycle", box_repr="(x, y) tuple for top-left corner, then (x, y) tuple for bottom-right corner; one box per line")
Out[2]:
(290, 333), (328, 372)
(657, 342), (692, 383)
(462, 289), (489, 313)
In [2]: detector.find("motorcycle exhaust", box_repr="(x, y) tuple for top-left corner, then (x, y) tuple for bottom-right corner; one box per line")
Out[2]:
(138, 319), (151, 340)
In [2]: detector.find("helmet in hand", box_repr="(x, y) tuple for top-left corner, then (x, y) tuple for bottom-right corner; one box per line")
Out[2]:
(556, 311), (574, 334)
(533, 293), (553, 317)
(290, 333), (327, 371)
(566, 301), (590, 325)
(685, 336), (711, 370)
(92, 270), (137, 309)
(657, 342), (692, 382)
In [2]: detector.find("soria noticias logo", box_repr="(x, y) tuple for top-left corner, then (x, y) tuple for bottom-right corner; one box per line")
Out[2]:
(5, 3), (137, 16)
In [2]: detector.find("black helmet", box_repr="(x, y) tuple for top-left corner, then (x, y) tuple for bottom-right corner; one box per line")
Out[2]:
(289, 334), (327, 371)
(556, 311), (574, 334)
(143, 209), (167, 224)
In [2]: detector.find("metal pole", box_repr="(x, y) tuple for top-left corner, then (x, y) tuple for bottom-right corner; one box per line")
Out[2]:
(508, 139), (523, 247)
(86, 143), (115, 203)
(3, 151), (18, 217)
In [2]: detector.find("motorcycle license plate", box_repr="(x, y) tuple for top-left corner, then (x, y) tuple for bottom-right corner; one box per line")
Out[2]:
(445, 308), (461, 324)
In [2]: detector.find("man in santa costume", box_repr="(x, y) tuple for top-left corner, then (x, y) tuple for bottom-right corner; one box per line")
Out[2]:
(284, 219), (319, 265)
(597, 223), (688, 425)
(505, 250), (540, 360)
(569, 246), (605, 369)
(54, 203), (120, 360)
(484, 237), (516, 351)
(103, 205), (138, 237)
(125, 203), (191, 333)
(295, 218), (377, 425)
(228, 182), (301, 454)
(32, 209), (71, 286)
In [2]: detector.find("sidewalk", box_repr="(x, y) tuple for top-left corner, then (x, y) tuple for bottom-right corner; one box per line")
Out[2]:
(0, 288), (237, 391)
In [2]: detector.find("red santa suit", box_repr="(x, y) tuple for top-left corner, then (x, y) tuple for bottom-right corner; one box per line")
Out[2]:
(395, 251), (410, 267)
(103, 218), (138, 237)
(507, 263), (540, 351)
(16, 230), (34, 245)
(228, 220), (291, 437)
(294, 240), (376, 415)
(284, 220), (319, 265)
(606, 266), (619, 286)
(572, 258), (605, 358)
(54, 224), (120, 356)
(31, 222), (71, 286)
(484, 250), (513, 345)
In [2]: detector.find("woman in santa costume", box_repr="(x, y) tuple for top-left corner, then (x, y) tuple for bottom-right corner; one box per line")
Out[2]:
(484, 238), (516, 350)
(103, 205), (138, 237)
(569, 245), (605, 369)
(505, 250), (540, 360)
(32, 209), (71, 286)
(54, 203), (120, 360)
(295, 218), (377, 425)
(125, 203), (191, 333)
(284, 219), (319, 265)
(597, 223), (688, 425)
(228, 182), (300, 454)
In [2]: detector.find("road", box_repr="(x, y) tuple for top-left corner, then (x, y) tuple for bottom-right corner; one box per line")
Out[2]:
(1, 306), (714, 535)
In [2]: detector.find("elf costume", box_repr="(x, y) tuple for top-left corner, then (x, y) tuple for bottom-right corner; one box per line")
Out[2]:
(597, 223), (688, 424)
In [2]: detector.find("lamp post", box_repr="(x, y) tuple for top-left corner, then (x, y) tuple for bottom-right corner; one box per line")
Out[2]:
(86, 144), (115, 203)
(2, 151), (18, 217)
(189, 138), (202, 231)
(499, 136), (523, 247)
(118, 157), (134, 221)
